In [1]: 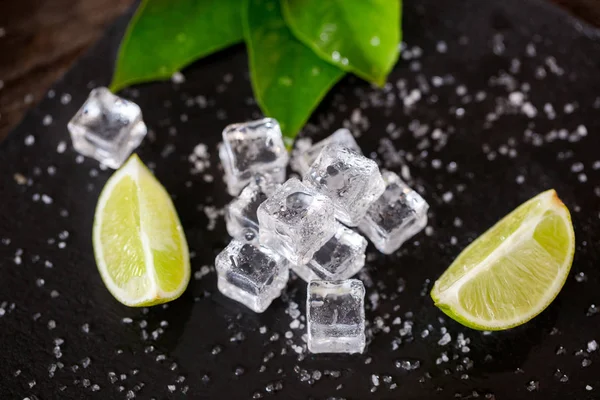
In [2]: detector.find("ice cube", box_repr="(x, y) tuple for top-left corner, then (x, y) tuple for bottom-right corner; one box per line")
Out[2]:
(292, 129), (361, 175)
(67, 88), (147, 169)
(307, 279), (366, 354)
(219, 118), (288, 196)
(359, 170), (429, 254)
(304, 145), (385, 226)
(257, 178), (336, 265)
(215, 240), (289, 313)
(292, 224), (367, 282)
(225, 175), (278, 241)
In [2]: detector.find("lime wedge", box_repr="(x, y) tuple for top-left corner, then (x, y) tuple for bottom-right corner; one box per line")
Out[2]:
(93, 154), (190, 307)
(431, 189), (575, 330)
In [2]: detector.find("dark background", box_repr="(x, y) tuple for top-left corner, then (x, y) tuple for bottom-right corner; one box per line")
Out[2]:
(0, 0), (599, 141)
(0, 0), (599, 398)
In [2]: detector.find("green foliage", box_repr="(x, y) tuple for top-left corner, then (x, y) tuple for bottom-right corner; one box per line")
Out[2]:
(111, 0), (402, 139)
(111, 0), (244, 92)
(281, 0), (401, 86)
(244, 0), (345, 138)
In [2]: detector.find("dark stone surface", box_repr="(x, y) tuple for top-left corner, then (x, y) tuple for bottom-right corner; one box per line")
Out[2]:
(1, 0), (599, 398)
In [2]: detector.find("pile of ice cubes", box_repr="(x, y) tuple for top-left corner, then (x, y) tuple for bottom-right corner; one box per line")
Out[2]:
(66, 91), (429, 354)
(216, 118), (429, 354)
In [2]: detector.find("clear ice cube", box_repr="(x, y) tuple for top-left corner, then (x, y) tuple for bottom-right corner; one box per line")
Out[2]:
(358, 170), (429, 254)
(257, 178), (336, 265)
(304, 145), (385, 226)
(219, 118), (288, 196)
(215, 240), (289, 313)
(225, 175), (278, 241)
(307, 279), (366, 354)
(292, 129), (361, 175)
(68, 87), (147, 169)
(292, 224), (367, 282)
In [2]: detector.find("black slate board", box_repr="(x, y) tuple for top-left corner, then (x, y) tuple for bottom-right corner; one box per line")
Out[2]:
(1, 0), (600, 399)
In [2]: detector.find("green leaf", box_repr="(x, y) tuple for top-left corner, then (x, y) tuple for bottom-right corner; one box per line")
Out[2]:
(281, 0), (401, 86)
(244, 0), (345, 139)
(110, 0), (244, 92)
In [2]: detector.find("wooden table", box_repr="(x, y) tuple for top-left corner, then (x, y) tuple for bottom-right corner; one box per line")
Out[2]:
(0, 0), (598, 141)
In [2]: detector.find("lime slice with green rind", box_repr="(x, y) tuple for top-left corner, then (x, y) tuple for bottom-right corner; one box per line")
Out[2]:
(431, 189), (575, 330)
(93, 154), (190, 307)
